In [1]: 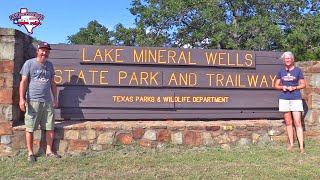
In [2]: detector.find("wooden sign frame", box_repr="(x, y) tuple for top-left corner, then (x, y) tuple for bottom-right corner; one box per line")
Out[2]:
(50, 45), (284, 120)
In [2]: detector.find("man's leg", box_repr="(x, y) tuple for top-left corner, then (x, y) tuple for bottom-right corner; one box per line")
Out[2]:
(26, 131), (34, 156)
(43, 102), (61, 158)
(45, 130), (54, 154)
(45, 130), (60, 158)
(26, 131), (36, 162)
(25, 101), (42, 161)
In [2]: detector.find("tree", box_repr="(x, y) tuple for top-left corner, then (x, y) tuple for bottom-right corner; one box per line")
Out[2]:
(67, 1), (320, 60)
(129, 0), (320, 60)
(111, 23), (138, 46)
(67, 20), (112, 45)
(129, 0), (283, 50)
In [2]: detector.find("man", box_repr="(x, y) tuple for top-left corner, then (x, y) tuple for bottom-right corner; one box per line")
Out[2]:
(19, 42), (61, 162)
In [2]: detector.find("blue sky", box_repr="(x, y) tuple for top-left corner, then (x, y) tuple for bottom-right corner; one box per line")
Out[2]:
(0, 0), (136, 44)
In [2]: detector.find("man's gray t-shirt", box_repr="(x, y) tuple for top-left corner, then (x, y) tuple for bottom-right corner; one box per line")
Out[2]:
(20, 58), (55, 102)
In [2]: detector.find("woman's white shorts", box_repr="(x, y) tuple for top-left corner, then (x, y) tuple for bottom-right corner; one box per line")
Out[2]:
(279, 99), (304, 112)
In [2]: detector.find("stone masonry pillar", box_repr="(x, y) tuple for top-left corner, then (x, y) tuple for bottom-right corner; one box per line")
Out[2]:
(297, 61), (320, 132)
(0, 28), (36, 155)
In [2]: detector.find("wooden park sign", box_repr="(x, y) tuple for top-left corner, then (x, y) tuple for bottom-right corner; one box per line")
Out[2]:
(50, 44), (284, 120)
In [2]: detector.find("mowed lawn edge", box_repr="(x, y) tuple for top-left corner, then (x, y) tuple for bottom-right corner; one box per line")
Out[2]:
(1, 138), (319, 179)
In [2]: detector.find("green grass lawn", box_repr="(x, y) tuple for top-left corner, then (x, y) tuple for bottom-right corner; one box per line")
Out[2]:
(1, 139), (320, 180)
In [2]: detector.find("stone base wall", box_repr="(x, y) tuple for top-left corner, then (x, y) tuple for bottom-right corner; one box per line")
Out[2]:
(0, 28), (320, 156)
(8, 120), (292, 156)
(4, 119), (320, 156)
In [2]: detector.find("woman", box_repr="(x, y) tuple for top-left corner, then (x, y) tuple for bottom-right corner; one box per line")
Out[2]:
(275, 51), (306, 154)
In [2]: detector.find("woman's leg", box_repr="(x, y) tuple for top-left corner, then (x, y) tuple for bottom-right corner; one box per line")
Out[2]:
(292, 111), (304, 153)
(284, 112), (294, 149)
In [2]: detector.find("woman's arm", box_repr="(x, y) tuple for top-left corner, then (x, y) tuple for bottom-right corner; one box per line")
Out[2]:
(296, 79), (306, 90)
(274, 79), (287, 91)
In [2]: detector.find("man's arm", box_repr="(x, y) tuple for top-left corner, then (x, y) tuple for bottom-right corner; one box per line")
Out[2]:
(19, 75), (28, 111)
(51, 78), (58, 108)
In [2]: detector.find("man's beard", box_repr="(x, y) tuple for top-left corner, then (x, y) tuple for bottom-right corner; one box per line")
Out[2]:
(40, 56), (48, 61)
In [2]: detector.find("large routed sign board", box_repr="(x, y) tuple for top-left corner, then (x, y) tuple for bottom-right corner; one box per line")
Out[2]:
(50, 45), (283, 120)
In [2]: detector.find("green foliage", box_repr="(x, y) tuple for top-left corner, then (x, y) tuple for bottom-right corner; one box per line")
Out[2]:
(128, 0), (320, 60)
(67, 1), (320, 61)
(112, 23), (138, 46)
(283, 13), (320, 61)
(30, 36), (41, 44)
(67, 20), (112, 45)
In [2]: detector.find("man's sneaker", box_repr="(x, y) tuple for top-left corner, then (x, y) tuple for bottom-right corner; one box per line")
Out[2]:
(46, 152), (61, 159)
(27, 155), (36, 162)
